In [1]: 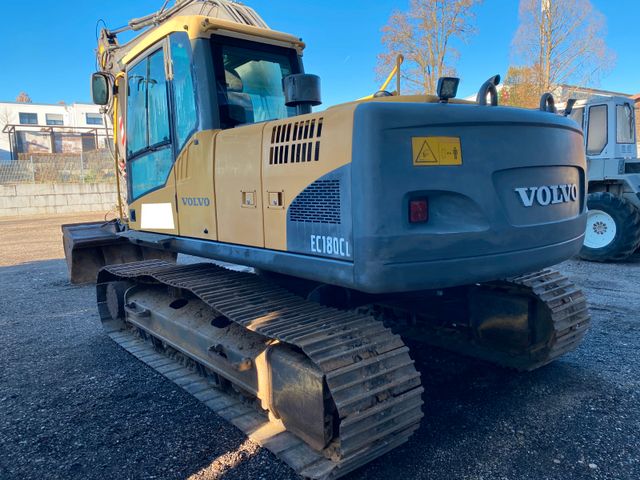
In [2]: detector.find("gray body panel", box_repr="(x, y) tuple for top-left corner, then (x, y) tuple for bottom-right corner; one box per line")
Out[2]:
(286, 165), (354, 261)
(124, 102), (588, 294)
(349, 103), (586, 292)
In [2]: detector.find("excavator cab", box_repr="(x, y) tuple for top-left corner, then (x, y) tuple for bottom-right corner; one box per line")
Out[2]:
(64, 13), (319, 284)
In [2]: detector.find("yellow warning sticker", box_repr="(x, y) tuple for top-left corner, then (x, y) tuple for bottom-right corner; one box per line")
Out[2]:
(412, 136), (463, 166)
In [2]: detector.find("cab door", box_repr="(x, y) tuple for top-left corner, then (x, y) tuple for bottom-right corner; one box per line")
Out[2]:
(168, 32), (217, 240)
(125, 40), (179, 235)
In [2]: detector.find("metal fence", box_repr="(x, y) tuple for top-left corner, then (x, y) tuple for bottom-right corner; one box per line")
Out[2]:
(0, 150), (116, 185)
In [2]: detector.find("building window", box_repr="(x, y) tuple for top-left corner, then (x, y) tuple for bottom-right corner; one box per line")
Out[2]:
(86, 113), (103, 125)
(18, 112), (38, 125)
(46, 113), (64, 126)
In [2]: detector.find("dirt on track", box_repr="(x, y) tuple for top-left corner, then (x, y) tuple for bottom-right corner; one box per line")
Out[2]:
(0, 214), (639, 480)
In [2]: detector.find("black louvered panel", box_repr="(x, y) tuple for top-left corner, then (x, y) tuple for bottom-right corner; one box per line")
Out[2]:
(269, 117), (323, 165)
(288, 179), (341, 225)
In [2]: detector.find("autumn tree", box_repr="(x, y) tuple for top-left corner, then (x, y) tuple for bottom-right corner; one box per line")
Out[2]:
(378, 0), (481, 95)
(15, 92), (32, 103)
(511, 0), (614, 98)
(500, 66), (540, 108)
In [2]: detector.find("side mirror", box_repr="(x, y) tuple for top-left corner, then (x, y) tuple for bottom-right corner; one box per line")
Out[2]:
(283, 74), (322, 108)
(91, 72), (110, 106)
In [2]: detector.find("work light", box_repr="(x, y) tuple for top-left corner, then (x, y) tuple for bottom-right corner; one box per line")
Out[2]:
(437, 77), (460, 102)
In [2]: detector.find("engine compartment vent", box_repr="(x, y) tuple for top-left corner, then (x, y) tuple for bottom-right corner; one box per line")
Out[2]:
(269, 117), (323, 165)
(288, 179), (340, 224)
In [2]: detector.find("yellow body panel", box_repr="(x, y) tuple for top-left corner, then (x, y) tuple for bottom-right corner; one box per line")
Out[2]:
(122, 16), (304, 66)
(129, 180), (179, 236)
(176, 131), (218, 240)
(215, 123), (266, 247)
(262, 105), (357, 251)
(130, 105), (358, 250)
(334, 94), (475, 110)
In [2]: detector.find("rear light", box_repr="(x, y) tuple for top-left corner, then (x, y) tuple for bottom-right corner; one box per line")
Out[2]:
(409, 198), (429, 223)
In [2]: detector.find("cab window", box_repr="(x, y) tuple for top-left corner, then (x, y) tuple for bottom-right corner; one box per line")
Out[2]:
(212, 37), (298, 129)
(586, 104), (607, 156)
(616, 104), (635, 144)
(129, 149), (173, 200)
(127, 60), (148, 155)
(170, 32), (198, 152)
(126, 47), (173, 200)
(148, 50), (170, 146)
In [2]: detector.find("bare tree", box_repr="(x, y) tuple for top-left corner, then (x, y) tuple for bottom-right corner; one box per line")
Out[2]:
(378, 0), (481, 95)
(512, 0), (614, 96)
(15, 92), (33, 103)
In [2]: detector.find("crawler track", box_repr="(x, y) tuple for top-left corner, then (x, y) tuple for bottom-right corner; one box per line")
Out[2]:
(95, 261), (589, 478)
(504, 269), (590, 369)
(372, 269), (590, 371)
(97, 260), (424, 479)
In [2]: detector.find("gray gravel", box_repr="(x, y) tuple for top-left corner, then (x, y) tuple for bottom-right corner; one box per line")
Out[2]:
(0, 260), (296, 480)
(0, 217), (639, 479)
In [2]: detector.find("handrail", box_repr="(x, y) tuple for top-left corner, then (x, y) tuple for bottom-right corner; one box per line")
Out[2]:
(359, 54), (404, 100)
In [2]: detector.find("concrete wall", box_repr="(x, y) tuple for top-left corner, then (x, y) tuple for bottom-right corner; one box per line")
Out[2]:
(0, 183), (118, 217)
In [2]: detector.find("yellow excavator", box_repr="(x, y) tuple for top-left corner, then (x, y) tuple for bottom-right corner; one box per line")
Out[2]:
(62, 1), (591, 477)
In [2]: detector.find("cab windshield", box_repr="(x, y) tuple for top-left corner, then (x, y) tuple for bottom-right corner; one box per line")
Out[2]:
(212, 37), (299, 129)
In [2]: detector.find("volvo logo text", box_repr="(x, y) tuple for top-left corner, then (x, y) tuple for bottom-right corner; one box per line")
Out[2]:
(514, 184), (578, 207)
(181, 197), (211, 207)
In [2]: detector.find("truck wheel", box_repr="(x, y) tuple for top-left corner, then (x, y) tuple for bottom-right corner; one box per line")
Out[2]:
(579, 192), (640, 262)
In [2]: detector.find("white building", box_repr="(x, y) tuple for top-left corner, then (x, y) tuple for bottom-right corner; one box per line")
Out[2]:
(0, 101), (112, 161)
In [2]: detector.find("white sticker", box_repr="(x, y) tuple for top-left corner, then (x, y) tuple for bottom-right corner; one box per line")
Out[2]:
(140, 203), (175, 230)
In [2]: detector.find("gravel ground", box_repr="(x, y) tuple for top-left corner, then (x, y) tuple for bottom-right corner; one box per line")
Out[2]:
(0, 212), (113, 266)
(0, 215), (639, 480)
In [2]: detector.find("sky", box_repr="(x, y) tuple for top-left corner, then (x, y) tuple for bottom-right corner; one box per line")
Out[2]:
(0, 0), (637, 108)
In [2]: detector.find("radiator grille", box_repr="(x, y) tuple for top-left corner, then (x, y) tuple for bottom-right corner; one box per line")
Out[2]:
(269, 117), (323, 165)
(288, 179), (341, 224)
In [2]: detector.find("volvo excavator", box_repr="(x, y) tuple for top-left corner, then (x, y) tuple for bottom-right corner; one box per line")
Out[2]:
(61, 1), (591, 477)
